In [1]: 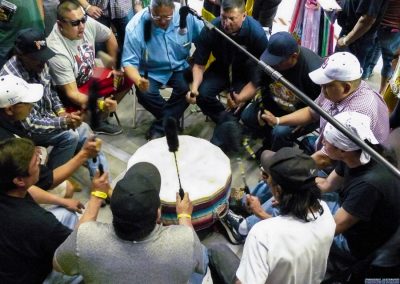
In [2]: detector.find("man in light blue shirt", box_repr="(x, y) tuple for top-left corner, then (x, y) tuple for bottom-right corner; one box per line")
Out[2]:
(122, 0), (204, 139)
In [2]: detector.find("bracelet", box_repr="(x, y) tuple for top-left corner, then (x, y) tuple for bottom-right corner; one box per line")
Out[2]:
(91, 191), (108, 199)
(84, 4), (92, 12)
(177, 213), (191, 219)
(97, 99), (105, 111)
(275, 117), (280, 126)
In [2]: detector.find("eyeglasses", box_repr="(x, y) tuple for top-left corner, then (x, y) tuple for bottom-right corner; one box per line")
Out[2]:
(62, 14), (87, 27)
(149, 8), (173, 21)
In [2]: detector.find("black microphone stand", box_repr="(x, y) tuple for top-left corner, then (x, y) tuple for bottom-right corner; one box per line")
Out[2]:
(186, 7), (400, 179)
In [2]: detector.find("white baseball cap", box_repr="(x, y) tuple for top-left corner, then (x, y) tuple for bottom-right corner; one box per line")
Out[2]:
(0, 75), (43, 108)
(309, 52), (363, 85)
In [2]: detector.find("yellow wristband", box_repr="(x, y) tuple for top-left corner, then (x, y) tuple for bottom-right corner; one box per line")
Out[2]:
(91, 191), (108, 199)
(177, 213), (191, 219)
(57, 108), (66, 115)
(97, 100), (105, 111)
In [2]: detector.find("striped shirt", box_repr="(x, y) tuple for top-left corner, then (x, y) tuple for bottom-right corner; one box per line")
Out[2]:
(88, 0), (132, 19)
(310, 81), (390, 151)
(0, 56), (69, 135)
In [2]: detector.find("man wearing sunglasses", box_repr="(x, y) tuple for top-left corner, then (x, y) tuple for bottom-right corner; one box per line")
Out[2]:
(47, 0), (131, 135)
(122, 0), (204, 140)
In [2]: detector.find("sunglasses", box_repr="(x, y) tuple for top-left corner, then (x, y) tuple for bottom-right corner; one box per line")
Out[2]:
(62, 14), (87, 27)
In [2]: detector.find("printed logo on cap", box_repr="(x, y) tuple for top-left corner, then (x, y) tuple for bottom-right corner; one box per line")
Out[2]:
(34, 40), (47, 51)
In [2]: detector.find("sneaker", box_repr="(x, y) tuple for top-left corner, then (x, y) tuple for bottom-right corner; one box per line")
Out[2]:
(93, 120), (123, 136)
(219, 209), (245, 244)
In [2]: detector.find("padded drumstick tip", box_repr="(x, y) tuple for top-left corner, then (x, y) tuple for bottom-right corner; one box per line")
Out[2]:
(165, 117), (179, 152)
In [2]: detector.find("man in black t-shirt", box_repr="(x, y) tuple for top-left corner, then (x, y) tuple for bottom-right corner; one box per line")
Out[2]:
(317, 111), (400, 260)
(0, 138), (73, 283)
(336, 0), (389, 67)
(237, 32), (322, 151)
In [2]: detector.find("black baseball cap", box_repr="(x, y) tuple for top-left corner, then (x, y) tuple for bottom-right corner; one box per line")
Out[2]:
(15, 28), (55, 62)
(111, 162), (161, 225)
(260, 31), (298, 66)
(261, 147), (318, 191)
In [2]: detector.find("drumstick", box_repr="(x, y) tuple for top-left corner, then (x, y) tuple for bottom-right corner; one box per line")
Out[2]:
(237, 157), (250, 195)
(143, 19), (151, 79)
(165, 117), (185, 200)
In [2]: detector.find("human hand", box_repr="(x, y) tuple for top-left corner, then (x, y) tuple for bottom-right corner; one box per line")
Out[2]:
(185, 90), (198, 104)
(104, 96), (117, 112)
(107, 69), (124, 90)
(82, 135), (102, 159)
(0, 8), (8, 22)
(66, 112), (82, 129)
(86, 5), (103, 19)
(336, 36), (347, 48)
(176, 192), (193, 215)
(62, 198), (85, 213)
(91, 170), (110, 195)
(136, 77), (149, 92)
(260, 110), (278, 127)
(245, 195), (263, 215)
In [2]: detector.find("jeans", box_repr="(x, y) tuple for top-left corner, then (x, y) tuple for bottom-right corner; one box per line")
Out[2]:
(207, 243), (240, 284)
(31, 130), (79, 170)
(241, 102), (296, 151)
(135, 70), (189, 135)
(189, 245), (209, 284)
(363, 27), (400, 79)
(197, 65), (247, 123)
(76, 123), (111, 181)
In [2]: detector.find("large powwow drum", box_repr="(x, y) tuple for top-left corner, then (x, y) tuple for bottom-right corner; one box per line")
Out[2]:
(127, 135), (231, 231)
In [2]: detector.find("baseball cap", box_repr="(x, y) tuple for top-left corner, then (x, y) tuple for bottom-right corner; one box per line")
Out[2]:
(14, 28), (55, 62)
(111, 162), (161, 225)
(0, 75), (43, 108)
(309, 52), (363, 85)
(260, 32), (298, 66)
(261, 147), (318, 191)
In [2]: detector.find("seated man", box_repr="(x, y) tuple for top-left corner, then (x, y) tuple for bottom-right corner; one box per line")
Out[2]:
(0, 75), (106, 203)
(262, 52), (390, 169)
(237, 31), (322, 152)
(47, 0), (130, 135)
(122, 0), (204, 139)
(210, 147), (335, 284)
(318, 111), (400, 261)
(187, 0), (268, 128)
(54, 162), (208, 283)
(0, 136), (109, 283)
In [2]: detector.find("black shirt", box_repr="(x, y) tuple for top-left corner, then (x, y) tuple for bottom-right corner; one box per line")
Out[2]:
(252, 46), (323, 116)
(0, 193), (71, 283)
(335, 161), (400, 259)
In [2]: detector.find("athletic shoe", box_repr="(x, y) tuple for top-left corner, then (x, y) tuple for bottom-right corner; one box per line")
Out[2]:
(93, 120), (123, 135)
(219, 209), (245, 244)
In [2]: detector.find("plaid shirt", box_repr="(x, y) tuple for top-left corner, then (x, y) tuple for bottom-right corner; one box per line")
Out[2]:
(89, 0), (132, 19)
(0, 56), (69, 135)
(310, 81), (390, 151)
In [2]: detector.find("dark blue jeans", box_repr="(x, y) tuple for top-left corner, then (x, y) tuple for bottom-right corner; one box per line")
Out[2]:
(135, 70), (189, 135)
(196, 65), (247, 123)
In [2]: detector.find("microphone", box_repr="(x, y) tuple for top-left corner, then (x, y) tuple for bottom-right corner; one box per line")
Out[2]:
(179, 6), (189, 35)
(165, 117), (179, 152)
(164, 117), (184, 200)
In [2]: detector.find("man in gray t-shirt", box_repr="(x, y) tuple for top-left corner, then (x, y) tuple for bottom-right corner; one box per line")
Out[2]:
(54, 162), (208, 283)
(47, 0), (131, 135)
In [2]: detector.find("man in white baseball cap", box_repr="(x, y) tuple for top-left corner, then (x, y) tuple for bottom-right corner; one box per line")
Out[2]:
(0, 75), (43, 108)
(259, 52), (389, 169)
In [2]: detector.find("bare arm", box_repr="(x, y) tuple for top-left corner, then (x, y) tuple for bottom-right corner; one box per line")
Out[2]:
(261, 106), (316, 127)
(176, 192), (194, 228)
(28, 185), (85, 213)
(191, 64), (206, 94)
(77, 171), (110, 227)
(338, 15), (376, 47)
(236, 81), (258, 103)
(105, 33), (119, 66)
(311, 150), (334, 170)
(315, 169), (344, 193)
(57, 82), (88, 108)
(52, 138), (100, 188)
(76, 0), (103, 18)
(334, 207), (360, 235)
